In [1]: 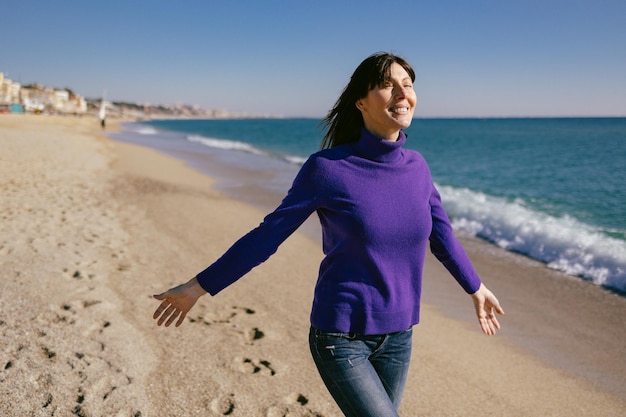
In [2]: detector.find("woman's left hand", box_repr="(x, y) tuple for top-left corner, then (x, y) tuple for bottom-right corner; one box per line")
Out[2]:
(470, 283), (505, 335)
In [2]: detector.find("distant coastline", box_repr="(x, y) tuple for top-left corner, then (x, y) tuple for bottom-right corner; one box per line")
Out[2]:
(94, 99), (285, 121)
(0, 71), (283, 120)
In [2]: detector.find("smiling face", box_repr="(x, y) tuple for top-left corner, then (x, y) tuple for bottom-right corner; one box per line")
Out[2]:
(356, 62), (417, 141)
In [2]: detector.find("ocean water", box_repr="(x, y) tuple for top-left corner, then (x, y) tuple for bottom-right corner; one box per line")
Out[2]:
(112, 118), (626, 294)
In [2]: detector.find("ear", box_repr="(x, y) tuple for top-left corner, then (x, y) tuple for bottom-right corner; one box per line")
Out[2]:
(355, 100), (364, 111)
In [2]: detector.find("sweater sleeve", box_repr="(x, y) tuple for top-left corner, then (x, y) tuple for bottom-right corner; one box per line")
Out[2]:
(196, 157), (321, 295)
(428, 183), (482, 294)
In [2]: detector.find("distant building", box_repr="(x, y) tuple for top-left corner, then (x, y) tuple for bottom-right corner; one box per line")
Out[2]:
(53, 89), (87, 114)
(0, 72), (21, 106)
(20, 85), (49, 113)
(1, 71), (88, 114)
(2, 70), (234, 118)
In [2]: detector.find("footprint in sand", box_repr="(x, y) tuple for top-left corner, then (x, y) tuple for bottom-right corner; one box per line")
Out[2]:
(242, 326), (265, 344)
(188, 306), (265, 346)
(210, 393), (235, 415)
(190, 305), (256, 326)
(235, 357), (276, 376)
(266, 393), (325, 417)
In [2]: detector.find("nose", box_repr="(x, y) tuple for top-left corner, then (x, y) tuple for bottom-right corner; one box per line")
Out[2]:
(393, 85), (407, 98)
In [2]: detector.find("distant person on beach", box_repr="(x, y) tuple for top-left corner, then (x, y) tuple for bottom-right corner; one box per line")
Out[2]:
(99, 97), (106, 130)
(153, 52), (504, 417)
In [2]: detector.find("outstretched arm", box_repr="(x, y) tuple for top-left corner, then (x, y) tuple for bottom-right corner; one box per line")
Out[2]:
(470, 283), (505, 335)
(153, 277), (207, 327)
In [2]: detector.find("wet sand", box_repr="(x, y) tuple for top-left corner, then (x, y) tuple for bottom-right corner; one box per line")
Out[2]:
(1, 114), (624, 416)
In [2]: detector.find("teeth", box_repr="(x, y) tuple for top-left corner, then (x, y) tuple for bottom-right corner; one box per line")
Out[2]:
(391, 107), (409, 114)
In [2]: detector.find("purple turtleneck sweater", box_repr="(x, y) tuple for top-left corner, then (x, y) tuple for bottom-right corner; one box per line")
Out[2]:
(196, 128), (482, 334)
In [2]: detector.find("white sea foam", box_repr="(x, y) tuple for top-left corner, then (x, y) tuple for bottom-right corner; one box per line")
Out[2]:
(439, 184), (626, 293)
(187, 135), (268, 156)
(133, 126), (158, 135)
(284, 155), (308, 165)
(187, 134), (308, 167)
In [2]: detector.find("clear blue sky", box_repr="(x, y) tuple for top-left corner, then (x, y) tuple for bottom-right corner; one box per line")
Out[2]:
(2, 0), (625, 117)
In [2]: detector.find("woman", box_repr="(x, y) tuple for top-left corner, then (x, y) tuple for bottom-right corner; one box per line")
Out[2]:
(153, 52), (504, 417)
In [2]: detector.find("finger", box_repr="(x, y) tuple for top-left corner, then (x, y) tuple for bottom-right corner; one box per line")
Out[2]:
(165, 309), (181, 327)
(478, 316), (489, 335)
(485, 320), (496, 336)
(486, 319), (495, 336)
(175, 311), (187, 327)
(480, 314), (497, 335)
(495, 303), (505, 315)
(487, 305), (502, 331)
(491, 315), (501, 330)
(153, 299), (171, 320)
(153, 292), (166, 300)
(486, 313), (499, 335)
(478, 320), (486, 334)
(157, 305), (176, 326)
(489, 297), (505, 315)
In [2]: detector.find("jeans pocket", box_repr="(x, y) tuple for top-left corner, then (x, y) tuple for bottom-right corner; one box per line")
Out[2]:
(314, 333), (343, 359)
(311, 329), (367, 366)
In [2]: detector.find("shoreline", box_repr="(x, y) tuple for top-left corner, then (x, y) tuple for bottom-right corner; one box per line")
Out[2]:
(1, 114), (625, 416)
(96, 116), (626, 401)
(117, 117), (626, 296)
(110, 117), (626, 402)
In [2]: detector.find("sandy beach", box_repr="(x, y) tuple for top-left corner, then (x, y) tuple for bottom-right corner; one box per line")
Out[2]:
(1, 114), (625, 416)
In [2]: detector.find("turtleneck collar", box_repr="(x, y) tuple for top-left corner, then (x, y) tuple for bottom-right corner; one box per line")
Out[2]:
(352, 128), (406, 163)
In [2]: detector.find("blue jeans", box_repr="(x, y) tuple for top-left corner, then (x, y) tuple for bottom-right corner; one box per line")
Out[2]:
(309, 326), (413, 417)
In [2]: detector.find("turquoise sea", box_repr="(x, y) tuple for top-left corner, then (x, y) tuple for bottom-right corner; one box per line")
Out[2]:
(112, 118), (626, 294)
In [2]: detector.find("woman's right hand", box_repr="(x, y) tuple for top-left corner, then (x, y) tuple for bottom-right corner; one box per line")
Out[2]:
(153, 277), (207, 327)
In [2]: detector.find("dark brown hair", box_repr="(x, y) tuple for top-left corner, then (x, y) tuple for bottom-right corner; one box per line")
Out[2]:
(319, 52), (415, 149)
